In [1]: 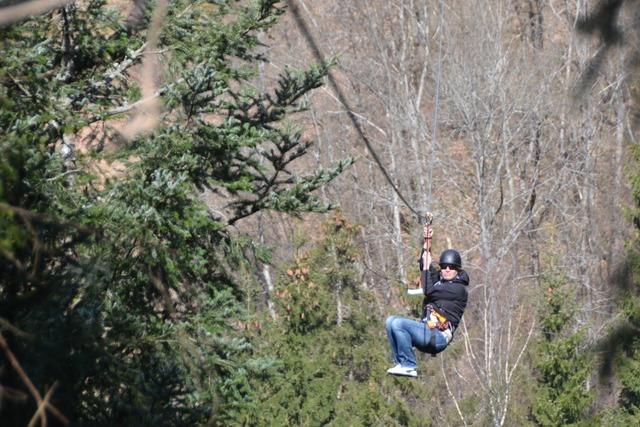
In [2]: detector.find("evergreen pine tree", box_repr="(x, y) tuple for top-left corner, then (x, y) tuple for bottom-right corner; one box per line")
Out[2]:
(1, 1), (350, 424)
(531, 275), (594, 426)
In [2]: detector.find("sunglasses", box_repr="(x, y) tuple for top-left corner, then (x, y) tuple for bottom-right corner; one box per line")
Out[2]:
(440, 264), (458, 271)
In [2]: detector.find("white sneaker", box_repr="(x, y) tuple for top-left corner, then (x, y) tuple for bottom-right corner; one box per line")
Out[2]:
(386, 365), (418, 377)
(386, 364), (401, 373)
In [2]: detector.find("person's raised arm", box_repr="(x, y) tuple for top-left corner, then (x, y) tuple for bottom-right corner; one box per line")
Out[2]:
(410, 223), (434, 296)
(420, 223), (433, 271)
(410, 223), (434, 295)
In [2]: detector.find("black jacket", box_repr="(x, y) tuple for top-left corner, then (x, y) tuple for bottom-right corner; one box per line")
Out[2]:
(419, 259), (469, 329)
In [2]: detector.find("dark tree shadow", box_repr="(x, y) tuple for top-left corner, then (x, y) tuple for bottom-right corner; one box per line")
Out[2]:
(573, 0), (640, 408)
(573, 0), (626, 101)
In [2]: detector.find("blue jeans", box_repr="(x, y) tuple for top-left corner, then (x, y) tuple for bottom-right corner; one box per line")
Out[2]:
(385, 316), (448, 369)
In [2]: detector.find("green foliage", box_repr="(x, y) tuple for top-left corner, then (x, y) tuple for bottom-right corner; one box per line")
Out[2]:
(592, 126), (640, 424)
(1, 1), (350, 425)
(243, 213), (427, 426)
(631, 142), (640, 229)
(618, 335), (640, 413)
(531, 275), (594, 426)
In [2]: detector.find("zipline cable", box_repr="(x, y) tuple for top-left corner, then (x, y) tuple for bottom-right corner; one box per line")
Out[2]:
(284, 0), (423, 221)
(428, 0), (445, 212)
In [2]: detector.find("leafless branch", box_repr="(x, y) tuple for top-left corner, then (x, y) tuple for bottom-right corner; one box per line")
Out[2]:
(0, 333), (69, 425)
(441, 356), (468, 426)
(0, 0), (71, 27)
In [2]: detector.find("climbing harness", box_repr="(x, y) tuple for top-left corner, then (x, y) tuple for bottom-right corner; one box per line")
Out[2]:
(424, 303), (451, 332)
(423, 303), (453, 356)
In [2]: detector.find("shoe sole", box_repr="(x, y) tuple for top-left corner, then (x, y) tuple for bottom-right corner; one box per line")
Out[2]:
(387, 369), (418, 377)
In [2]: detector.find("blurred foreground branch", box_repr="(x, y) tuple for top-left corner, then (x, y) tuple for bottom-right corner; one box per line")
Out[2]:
(0, 332), (69, 425)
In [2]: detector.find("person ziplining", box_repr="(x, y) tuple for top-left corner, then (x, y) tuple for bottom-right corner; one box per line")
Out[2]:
(385, 217), (469, 378)
(284, 0), (462, 379)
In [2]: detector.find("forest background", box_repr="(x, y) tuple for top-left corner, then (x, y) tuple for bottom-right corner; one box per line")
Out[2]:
(2, 0), (640, 426)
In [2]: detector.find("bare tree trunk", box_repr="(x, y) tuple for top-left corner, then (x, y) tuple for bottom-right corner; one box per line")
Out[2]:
(389, 137), (407, 287)
(258, 213), (277, 320)
(612, 62), (627, 260)
(59, 4), (76, 79)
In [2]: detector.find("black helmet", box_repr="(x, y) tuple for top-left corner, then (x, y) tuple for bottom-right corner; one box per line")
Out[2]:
(439, 249), (462, 268)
